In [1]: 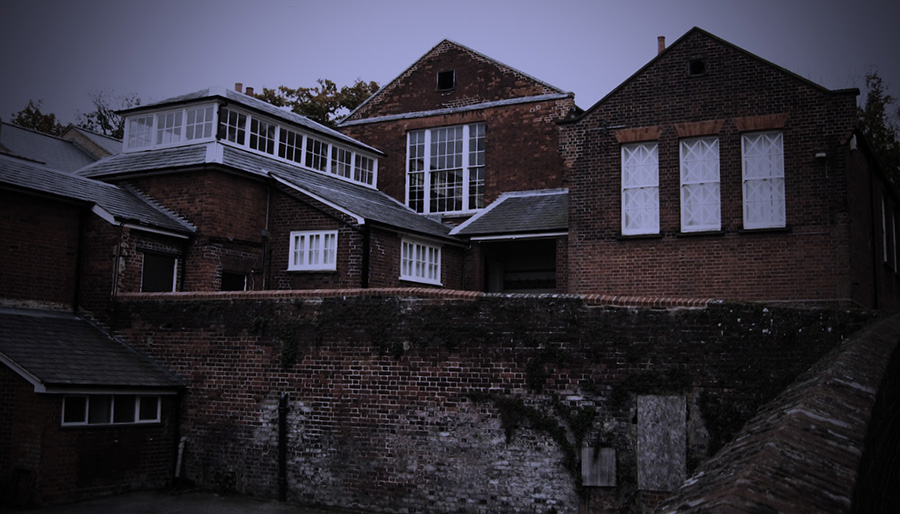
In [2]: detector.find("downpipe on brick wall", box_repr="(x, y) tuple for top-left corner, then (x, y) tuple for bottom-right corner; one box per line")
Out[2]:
(278, 392), (289, 502)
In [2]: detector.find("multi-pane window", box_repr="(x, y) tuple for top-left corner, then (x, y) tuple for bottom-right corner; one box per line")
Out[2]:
(354, 155), (375, 184)
(249, 118), (276, 154)
(621, 142), (660, 235)
(406, 123), (485, 214)
(742, 131), (785, 229)
(278, 128), (304, 163)
(680, 137), (721, 232)
(127, 115), (154, 149)
(305, 138), (329, 171)
(185, 106), (214, 140)
(288, 231), (338, 271)
(331, 147), (353, 178)
(156, 111), (182, 145)
(401, 239), (441, 285)
(221, 108), (247, 145)
(62, 395), (160, 426)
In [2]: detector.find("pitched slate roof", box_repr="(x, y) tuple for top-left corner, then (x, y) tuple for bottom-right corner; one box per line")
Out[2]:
(62, 125), (123, 157)
(78, 141), (452, 240)
(451, 189), (568, 237)
(0, 308), (184, 391)
(0, 121), (98, 172)
(0, 152), (194, 234)
(123, 86), (382, 155)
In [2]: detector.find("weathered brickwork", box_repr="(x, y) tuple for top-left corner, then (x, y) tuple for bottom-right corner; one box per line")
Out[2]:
(0, 366), (178, 507)
(560, 30), (870, 305)
(112, 292), (876, 513)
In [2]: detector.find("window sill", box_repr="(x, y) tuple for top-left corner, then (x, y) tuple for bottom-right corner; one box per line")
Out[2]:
(286, 268), (338, 273)
(737, 225), (791, 235)
(675, 230), (724, 238)
(616, 232), (665, 241)
(400, 278), (443, 287)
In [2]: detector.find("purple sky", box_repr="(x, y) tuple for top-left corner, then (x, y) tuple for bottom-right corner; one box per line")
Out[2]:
(1, 0), (898, 126)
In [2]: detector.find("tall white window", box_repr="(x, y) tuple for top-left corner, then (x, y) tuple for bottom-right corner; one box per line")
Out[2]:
(401, 239), (442, 285)
(680, 137), (720, 232)
(278, 128), (304, 163)
(156, 111), (182, 145)
(220, 108), (247, 145)
(126, 115), (154, 149)
(185, 106), (214, 140)
(305, 138), (329, 171)
(331, 147), (352, 178)
(289, 231), (338, 271)
(621, 142), (660, 235)
(406, 123), (485, 214)
(249, 118), (276, 154)
(742, 131), (785, 229)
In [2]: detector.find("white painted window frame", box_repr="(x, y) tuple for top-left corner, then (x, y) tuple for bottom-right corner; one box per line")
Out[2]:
(288, 230), (338, 271)
(405, 123), (485, 215)
(621, 141), (660, 235)
(742, 131), (786, 229)
(61, 394), (161, 426)
(680, 137), (721, 232)
(400, 238), (442, 286)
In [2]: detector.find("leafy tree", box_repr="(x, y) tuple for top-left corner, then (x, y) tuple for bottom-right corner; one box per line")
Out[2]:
(9, 99), (65, 136)
(255, 78), (379, 128)
(859, 71), (900, 180)
(76, 90), (141, 139)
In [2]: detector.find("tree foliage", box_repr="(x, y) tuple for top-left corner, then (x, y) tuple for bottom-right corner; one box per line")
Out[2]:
(9, 99), (65, 136)
(859, 71), (900, 180)
(255, 78), (379, 128)
(76, 90), (141, 139)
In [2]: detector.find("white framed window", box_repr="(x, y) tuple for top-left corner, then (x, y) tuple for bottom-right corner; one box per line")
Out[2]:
(621, 142), (660, 235)
(406, 123), (485, 214)
(126, 115), (154, 149)
(278, 128), (304, 164)
(249, 118), (276, 154)
(401, 238), (442, 285)
(185, 105), (214, 140)
(354, 154), (375, 184)
(289, 231), (338, 271)
(62, 395), (160, 426)
(742, 131), (785, 229)
(156, 111), (183, 146)
(220, 108), (247, 145)
(331, 146), (352, 178)
(680, 137), (720, 232)
(305, 138), (329, 172)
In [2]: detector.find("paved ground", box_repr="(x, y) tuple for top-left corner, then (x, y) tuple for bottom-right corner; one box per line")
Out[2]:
(3, 490), (359, 514)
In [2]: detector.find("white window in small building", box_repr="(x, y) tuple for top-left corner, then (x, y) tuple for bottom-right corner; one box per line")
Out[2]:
(401, 238), (442, 285)
(331, 146), (353, 178)
(305, 138), (329, 172)
(406, 123), (485, 214)
(621, 142), (660, 235)
(156, 111), (182, 145)
(220, 108), (247, 145)
(354, 154), (375, 185)
(680, 137), (721, 232)
(126, 115), (154, 149)
(185, 105), (214, 140)
(249, 118), (276, 154)
(742, 131), (785, 229)
(62, 395), (160, 426)
(289, 231), (338, 271)
(141, 252), (177, 292)
(278, 128), (304, 164)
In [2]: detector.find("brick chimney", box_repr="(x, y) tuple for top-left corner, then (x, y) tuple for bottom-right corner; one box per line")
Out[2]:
(658, 36), (666, 55)
(245, 86), (255, 96)
(235, 82), (243, 93)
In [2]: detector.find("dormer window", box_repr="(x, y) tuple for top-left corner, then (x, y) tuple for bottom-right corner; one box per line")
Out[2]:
(125, 103), (218, 150)
(437, 70), (455, 91)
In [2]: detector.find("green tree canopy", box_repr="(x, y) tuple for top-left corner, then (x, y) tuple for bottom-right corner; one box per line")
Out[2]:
(76, 90), (141, 139)
(859, 71), (900, 181)
(8, 99), (65, 136)
(255, 78), (379, 128)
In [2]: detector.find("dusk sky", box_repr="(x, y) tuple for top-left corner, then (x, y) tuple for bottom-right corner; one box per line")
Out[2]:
(1, 0), (898, 126)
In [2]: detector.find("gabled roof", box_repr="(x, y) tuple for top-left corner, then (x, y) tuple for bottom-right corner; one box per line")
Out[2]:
(123, 86), (382, 156)
(341, 39), (572, 125)
(78, 141), (453, 241)
(451, 189), (568, 238)
(0, 121), (98, 172)
(566, 27), (859, 123)
(62, 125), (123, 158)
(0, 307), (184, 392)
(0, 152), (194, 235)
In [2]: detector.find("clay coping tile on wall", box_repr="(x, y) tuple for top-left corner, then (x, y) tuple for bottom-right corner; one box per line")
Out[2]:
(117, 289), (715, 309)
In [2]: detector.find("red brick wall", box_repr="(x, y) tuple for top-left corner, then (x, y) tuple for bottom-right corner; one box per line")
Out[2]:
(0, 366), (178, 507)
(562, 30), (861, 303)
(0, 191), (82, 307)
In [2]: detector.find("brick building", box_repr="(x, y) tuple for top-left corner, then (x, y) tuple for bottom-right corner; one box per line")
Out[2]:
(560, 28), (900, 309)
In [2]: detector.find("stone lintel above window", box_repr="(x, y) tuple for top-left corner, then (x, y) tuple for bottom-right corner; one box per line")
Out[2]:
(614, 126), (662, 144)
(733, 113), (790, 132)
(674, 119), (726, 138)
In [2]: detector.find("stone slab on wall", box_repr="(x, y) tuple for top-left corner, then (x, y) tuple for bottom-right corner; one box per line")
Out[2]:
(637, 395), (686, 492)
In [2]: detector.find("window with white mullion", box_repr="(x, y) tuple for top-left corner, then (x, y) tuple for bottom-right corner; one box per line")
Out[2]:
(742, 131), (785, 229)
(400, 238), (441, 285)
(621, 142), (660, 235)
(430, 126), (465, 213)
(407, 130), (427, 213)
(680, 137), (721, 232)
(220, 108), (248, 145)
(156, 110), (183, 146)
(288, 230), (338, 271)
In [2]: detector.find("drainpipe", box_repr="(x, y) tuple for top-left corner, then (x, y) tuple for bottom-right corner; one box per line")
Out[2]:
(278, 392), (289, 502)
(361, 225), (370, 288)
(73, 207), (88, 312)
(868, 151), (880, 309)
